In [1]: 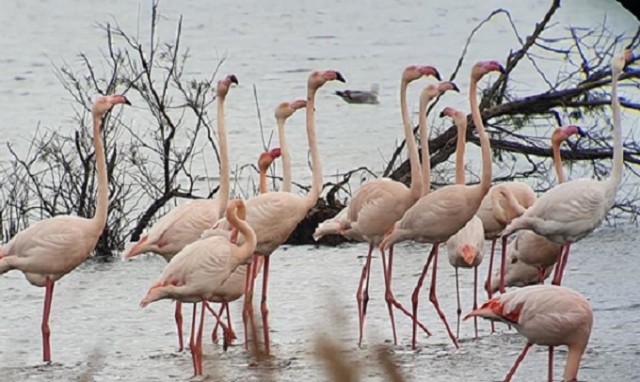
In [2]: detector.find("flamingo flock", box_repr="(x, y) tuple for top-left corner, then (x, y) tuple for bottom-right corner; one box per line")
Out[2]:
(0, 49), (634, 382)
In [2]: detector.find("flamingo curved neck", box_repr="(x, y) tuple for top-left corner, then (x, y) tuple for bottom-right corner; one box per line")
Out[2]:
(418, 94), (430, 198)
(608, 68), (623, 190)
(217, 96), (231, 217)
(305, 86), (322, 208)
(276, 117), (292, 193)
(469, 77), (492, 196)
(552, 141), (567, 184)
(228, 208), (257, 264)
(259, 165), (269, 194)
(455, 118), (467, 185)
(91, 114), (108, 235)
(400, 80), (423, 200)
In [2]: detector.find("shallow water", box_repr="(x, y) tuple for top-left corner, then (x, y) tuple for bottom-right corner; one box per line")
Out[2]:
(1, 226), (639, 381)
(1, 0), (639, 381)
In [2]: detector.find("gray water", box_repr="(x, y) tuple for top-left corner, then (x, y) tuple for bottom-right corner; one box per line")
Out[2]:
(0, 0), (639, 381)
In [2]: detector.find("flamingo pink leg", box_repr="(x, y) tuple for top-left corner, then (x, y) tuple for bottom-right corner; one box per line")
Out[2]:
(380, 245), (431, 343)
(473, 265), (479, 338)
(245, 253), (260, 352)
(537, 267), (546, 284)
(548, 346), (554, 382)
(260, 255), (271, 356)
(552, 243), (572, 286)
(504, 342), (532, 382)
(225, 301), (237, 340)
(427, 245), (459, 349)
(499, 236), (508, 294)
(411, 244), (437, 349)
(356, 243), (374, 346)
(41, 277), (54, 362)
(194, 300), (206, 376)
(485, 237), (497, 299)
(211, 303), (226, 343)
(242, 261), (254, 350)
(175, 301), (184, 352)
(203, 301), (231, 351)
(454, 267), (461, 339)
(189, 303), (198, 375)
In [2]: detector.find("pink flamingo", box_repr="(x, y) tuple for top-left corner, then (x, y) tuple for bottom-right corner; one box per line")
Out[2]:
(208, 149), (281, 343)
(381, 61), (504, 349)
(0, 94), (131, 362)
(477, 182), (536, 298)
(504, 125), (584, 285)
(342, 67), (450, 346)
(213, 70), (345, 356)
(123, 74), (237, 351)
(140, 199), (256, 376)
(465, 285), (593, 382)
(276, 99), (307, 192)
(501, 50), (632, 286)
(312, 208), (366, 242)
(440, 106), (486, 339)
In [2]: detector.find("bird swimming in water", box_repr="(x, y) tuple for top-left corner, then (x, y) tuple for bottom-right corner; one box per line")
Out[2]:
(335, 83), (379, 104)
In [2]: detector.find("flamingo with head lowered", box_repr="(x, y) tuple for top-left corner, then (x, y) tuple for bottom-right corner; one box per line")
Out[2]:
(500, 49), (633, 286)
(0, 94), (131, 362)
(123, 74), (237, 352)
(212, 70), (345, 356)
(381, 60), (504, 349)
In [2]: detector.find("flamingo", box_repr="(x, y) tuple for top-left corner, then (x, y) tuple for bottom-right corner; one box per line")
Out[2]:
(275, 99), (307, 193)
(212, 70), (345, 355)
(488, 249), (553, 294)
(501, 50), (632, 286)
(465, 285), (593, 382)
(0, 94), (131, 362)
(381, 60), (504, 349)
(439, 106), (486, 339)
(140, 199), (256, 376)
(505, 126), (584, 285)
(340, 65), (446, 346)
(313, 207), (366, 242)
(208, 148), (281, 344)
(476, 182), (536, 299)
(123, 74), (237, 351)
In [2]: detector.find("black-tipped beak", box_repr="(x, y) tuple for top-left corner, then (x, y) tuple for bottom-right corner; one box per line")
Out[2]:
(439, 110), (447, 118)
(124, 97), (132, 106)
(335, 72), (346, 83)
(433, 69), (442, 82)
(229, 75), (239, 85)
(577, 126), (586, 137)
(498, 65), (506, 74)
(450, 82), (460, 92)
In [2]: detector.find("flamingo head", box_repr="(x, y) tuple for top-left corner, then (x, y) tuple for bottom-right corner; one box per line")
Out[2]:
(419, 81), (458, 106)
(612, 49), (634, 74)
(227, 199), (247, 221)
(308, 70), (346, 90)
(439, 106), (468, 128)
(471, 60), (505, 81)
(92, 94), (131, 118)
(552, 125), (585, 145)
(275, 99), (307, 120)
(402, 65), (441, 83)
(258, 148), (282, 170)
(216, 74), (239, 98)
(460, 244), (477, 266)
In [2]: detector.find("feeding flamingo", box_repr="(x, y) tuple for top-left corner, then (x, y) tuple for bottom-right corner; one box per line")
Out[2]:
(0, 94), (131, 362)
(123, 74), (237, 351)
(466, 285), (593, 382)
(381, 60), (504, 349)
(340, 66), (449, 346)
(208, 148), (281, 344)
(501, 50), (632, 286)
(140, 199), (256, 376)
(488, 249), (553, 294)
(212, 70), (345, 356)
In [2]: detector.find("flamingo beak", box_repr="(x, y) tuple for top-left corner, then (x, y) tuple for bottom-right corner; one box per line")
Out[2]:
(449, 82), (460, 92)
(269, 147), (282, 158)
(461, 245), (476, 266)
(228, 75), (239, 85)
(463, 307), (493, 321)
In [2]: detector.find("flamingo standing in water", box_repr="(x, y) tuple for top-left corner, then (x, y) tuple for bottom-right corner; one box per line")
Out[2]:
(381, 60), (503, 349)
(0, 94), (131, 362)
(123, 74), (237, 351)
(488, 249), (553, 294)
(465, 285), (593, 382)
(208, 148), (281, 343)
(476, 181), (536, 297)
(438, 106), (486, 339)
(501, 50), (632, 286)
(212, 70), (345, 356)
(140, 199), (256, 376)
(503, 126), (584, 286)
